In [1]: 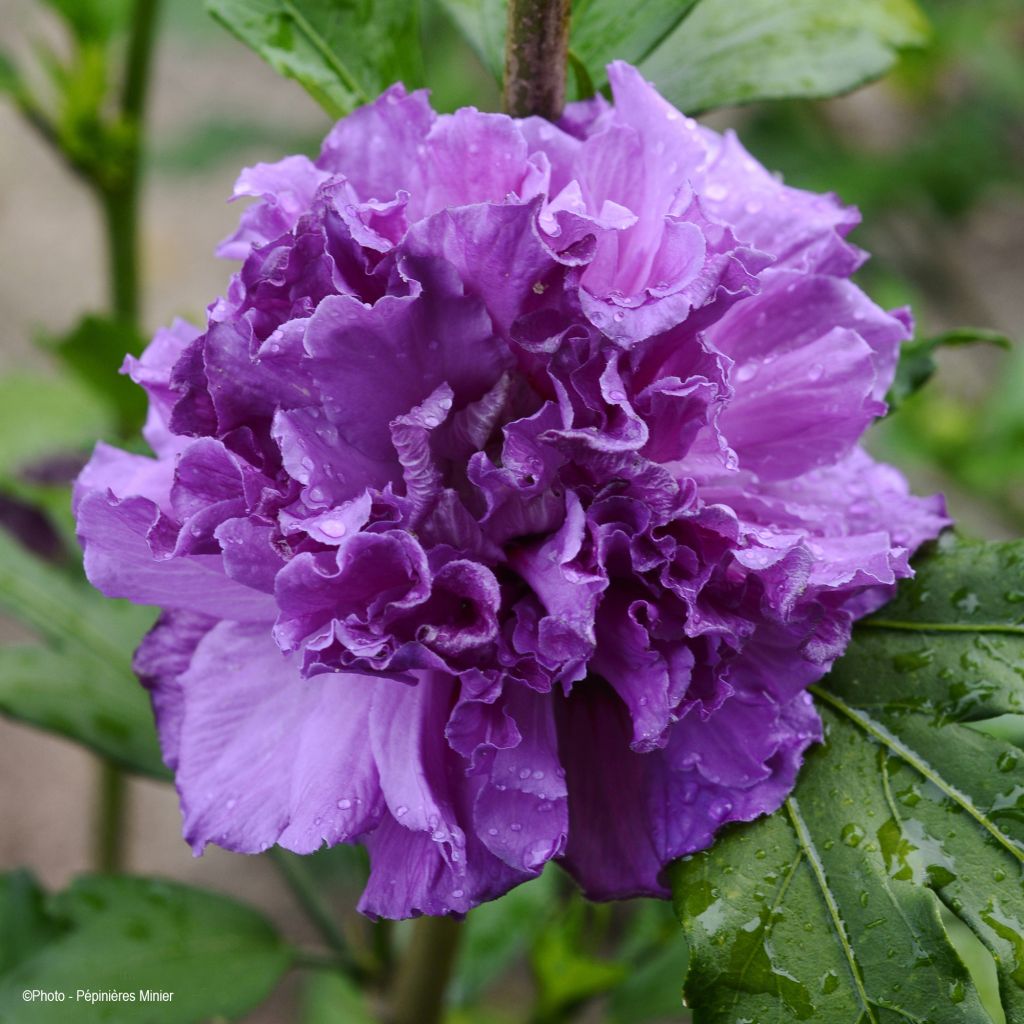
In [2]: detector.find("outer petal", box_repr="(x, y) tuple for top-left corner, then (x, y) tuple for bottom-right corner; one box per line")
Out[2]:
(176, 621), (385, 855)
(693, 131), (863, 276)
(217, 155), (332, 261)
(76, 490), (275, 620)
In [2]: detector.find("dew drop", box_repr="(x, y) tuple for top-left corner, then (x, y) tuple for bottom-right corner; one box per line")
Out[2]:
(705, 183), (728, 201)
(395, 805), (408, 818)
(735, 363), (758, 384)
(840, 823), (865, 848)
(320, 518), (347, 539)
(510, 822), (523, 832)
(337, 798), (352, 810)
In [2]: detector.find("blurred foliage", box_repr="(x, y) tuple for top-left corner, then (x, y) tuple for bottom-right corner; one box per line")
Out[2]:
(737, 0), (1024, 533)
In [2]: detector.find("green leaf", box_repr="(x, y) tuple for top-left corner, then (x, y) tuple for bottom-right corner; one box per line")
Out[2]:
(38, 0), (134, 44)
(435, 0), (507, 82)
(206, 0), (425, 119)
(531, 901), (626, 1020)
(0, 872), (64, 976)
(0, 373), (115, 480)
(0, 529), (163, 777)
(437, 0), (702, 95)
(0, 875), (291, 1021)
(569, 0), (702, 85)
(301, 970), (375, 1024)
(0, 645), (165, 778)
(451, 867), (557, 1006)
(605, 900), (688, 1023)
(672, 535), (1024, 1023)
(888, 327), (1013, 411)
(0, 49), (22, 97)
(641, 0), (931, 113)
(40, 315), (147, 435)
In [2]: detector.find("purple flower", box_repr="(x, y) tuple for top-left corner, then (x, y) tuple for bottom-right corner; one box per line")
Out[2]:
(74, 63), (948, 918)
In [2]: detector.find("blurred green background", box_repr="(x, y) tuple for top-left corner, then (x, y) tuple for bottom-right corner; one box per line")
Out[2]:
(0, 0), (1021, 1021)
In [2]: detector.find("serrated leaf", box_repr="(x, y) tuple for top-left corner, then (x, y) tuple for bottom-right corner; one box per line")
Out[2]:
(641, 0), (931, 113)
(0, 875), (291, 1022)
(0, 373), (115, 480)
(206, 0), (424, 119)
(672, 536), (1024, 1023)
(888, 328), (1013, 411)
(0, 528), (162, 776)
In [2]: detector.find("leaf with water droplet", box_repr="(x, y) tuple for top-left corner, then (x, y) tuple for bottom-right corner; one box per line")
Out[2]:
(673, 537), (1024, 1023)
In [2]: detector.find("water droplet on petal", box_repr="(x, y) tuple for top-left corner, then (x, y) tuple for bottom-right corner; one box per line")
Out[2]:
(321, 518), (347, 539)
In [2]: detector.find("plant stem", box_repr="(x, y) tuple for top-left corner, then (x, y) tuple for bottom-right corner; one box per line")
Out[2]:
(503, 0), (571, 119)
(94, 758), (127, 872)
(269, 849), (365, 980)
(101, 185), (140, 327)
(389, 915), (462, 1024)
(91, 0), (162, 874)
(103, 0), (161, 328)
(122, 0), (161, 125)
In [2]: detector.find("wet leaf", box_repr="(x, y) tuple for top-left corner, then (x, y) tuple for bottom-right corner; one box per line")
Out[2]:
(672, 535), (1024, 1023)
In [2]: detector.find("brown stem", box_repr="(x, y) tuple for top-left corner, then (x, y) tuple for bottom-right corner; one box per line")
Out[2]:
(389, 915), (462, 1024)
(503, 0), (571, 120)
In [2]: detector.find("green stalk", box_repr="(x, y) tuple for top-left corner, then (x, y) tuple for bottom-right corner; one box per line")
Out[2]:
(389, 915), (462, 1024)
(93, 758), (128, 873)
(503, 0), (572, 119)
(101, 0), (161, 328)
(92, 0), (162, 873)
